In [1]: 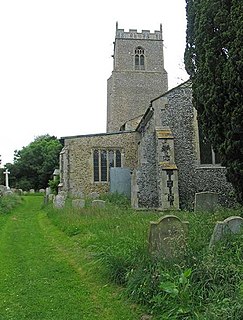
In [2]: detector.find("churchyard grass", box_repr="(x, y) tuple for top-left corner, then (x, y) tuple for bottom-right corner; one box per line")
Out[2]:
(46, 194), (243, 319)
(1, 194), (242, 319)
(0, 195), (144, 319)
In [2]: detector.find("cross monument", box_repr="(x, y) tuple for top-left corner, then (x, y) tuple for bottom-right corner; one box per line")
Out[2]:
(3, 169), (10, 189)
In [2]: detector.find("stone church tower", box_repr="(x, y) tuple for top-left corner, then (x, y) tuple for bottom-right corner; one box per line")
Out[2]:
(107, 22), (168, 132)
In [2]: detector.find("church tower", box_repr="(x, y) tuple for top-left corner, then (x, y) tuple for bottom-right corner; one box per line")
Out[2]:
(107, 22), (168, 132)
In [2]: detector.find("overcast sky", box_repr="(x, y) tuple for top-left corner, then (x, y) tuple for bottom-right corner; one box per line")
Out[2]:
(0, 0), (188, 166)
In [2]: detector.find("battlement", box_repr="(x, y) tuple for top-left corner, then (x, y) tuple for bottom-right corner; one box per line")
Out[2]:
(115, 22), (163, 40)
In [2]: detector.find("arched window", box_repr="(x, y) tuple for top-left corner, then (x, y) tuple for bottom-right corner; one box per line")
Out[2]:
(134, 47), (145, 70)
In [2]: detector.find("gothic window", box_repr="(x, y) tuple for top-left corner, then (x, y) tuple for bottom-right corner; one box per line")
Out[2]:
(135, 47), (145, 70)
(198, 123), (221, 165)
(93, 149), (122, 182)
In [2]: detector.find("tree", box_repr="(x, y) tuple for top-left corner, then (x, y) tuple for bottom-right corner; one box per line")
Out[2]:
(8, 135), (62, 191)
(184, 0), (243, 203)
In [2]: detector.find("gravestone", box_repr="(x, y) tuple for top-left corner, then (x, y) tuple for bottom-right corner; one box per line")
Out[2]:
(148, 215), (188, 260)
(46, 187), (51, 196)
(72, 199), (85, 208)
(110, 167), (131, 199)
(209, 216), (243, 248)
(89, 192), (99, 199)
(29, 189), (35, 194)
(58, 191), (68, 199)
(72, 190), (83, 199)
(194, 192), (218, 212)
(16, 189), (23, 195)
(0, 185), (7, 196)
(53, 194), (65, 209)
(39, 188), (45, 193)
(92, 200), (106, 208)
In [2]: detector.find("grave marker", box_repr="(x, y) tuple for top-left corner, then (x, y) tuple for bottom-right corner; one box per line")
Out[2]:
(209, 216), (243, 248)
(194, 192), (218, 212)
(72, 199), (85, 208)
(92, 200), (106, 208)
(148, 215), (188, 260)
(3, 169), (10, 189)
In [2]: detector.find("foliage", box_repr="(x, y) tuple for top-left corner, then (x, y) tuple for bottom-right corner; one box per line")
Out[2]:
(5, 135), (62, 191)
(46, 201), (243, 319)
(184, 0), (243, 204)
(48, 177), (60, 195)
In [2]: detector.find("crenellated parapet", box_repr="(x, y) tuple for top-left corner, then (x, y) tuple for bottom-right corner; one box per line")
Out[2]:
(115, 22), (163, 40)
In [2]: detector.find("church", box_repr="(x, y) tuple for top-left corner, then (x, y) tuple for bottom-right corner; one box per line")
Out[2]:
(59, 23), (234, 210)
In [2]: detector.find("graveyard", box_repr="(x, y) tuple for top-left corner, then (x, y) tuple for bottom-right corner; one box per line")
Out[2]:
(0, 191), (242, 319)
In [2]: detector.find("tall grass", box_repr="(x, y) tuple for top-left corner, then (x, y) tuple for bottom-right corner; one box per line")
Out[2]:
(46, 193), (243, 319)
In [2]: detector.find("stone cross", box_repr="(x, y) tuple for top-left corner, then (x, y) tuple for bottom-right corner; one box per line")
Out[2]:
(3, 169), (10, 189)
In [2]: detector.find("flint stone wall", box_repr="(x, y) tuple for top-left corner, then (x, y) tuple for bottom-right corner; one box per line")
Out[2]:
(137, 81), (235, 210)
(136, 115), (159, 208)
(60, 131), (138, 198)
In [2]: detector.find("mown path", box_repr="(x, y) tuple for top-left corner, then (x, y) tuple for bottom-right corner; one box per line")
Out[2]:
(0, 196), (142, 320)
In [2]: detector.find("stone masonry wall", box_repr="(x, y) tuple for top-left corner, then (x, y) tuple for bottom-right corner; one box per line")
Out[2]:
(151, 83), (197, 209)
(107, 71), (168, 132)
(62, 131), (138, 197)
(136, 116), (159, 208)
(152, 82), (234, 209)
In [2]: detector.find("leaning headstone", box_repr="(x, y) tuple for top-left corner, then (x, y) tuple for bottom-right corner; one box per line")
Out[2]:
(92, 200), (106, 208)
(72, 199), (85, 208)
(194, 192), (218, 212)
(209, 216), (243, 248)
(148, 215), (189, 260)
(53, 194), (66, 209)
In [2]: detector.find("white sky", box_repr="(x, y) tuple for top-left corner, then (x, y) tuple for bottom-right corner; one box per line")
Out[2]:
(0, 0), (188, 165)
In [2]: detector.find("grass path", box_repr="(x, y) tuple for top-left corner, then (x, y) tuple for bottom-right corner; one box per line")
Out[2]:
(0, 196), (143, 320)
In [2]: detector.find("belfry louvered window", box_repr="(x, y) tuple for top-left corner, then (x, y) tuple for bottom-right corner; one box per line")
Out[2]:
(135, 47), (145, 70)
(93, 149), (122, 182)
